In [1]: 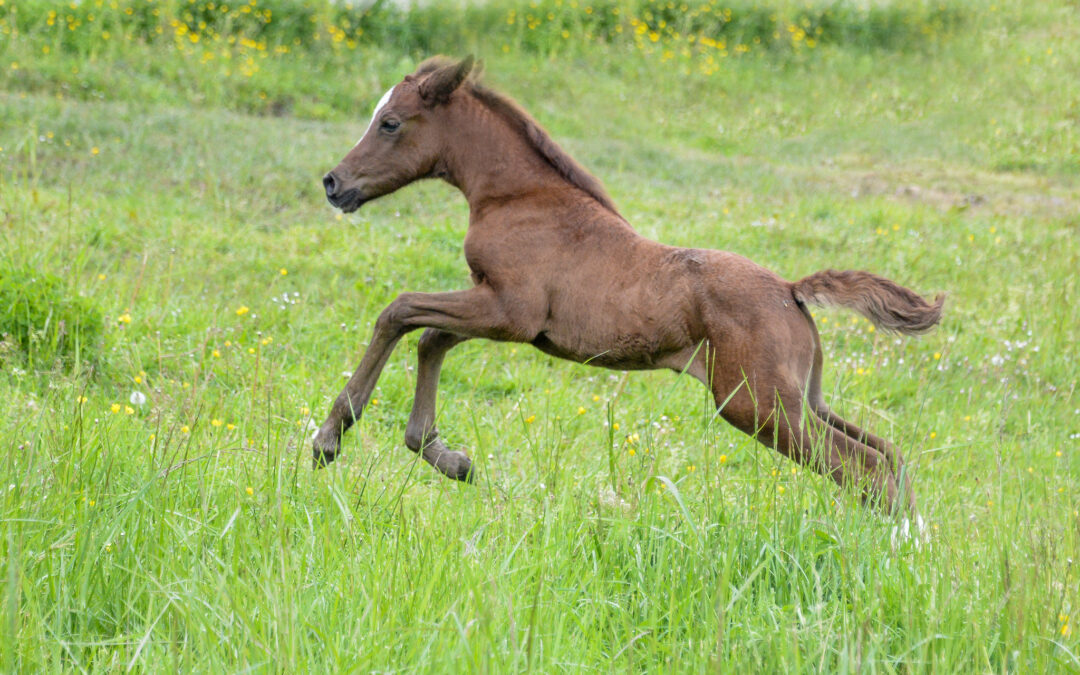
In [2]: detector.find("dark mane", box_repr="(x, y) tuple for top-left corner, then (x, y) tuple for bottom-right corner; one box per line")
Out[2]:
(468, 85), (622, 216)
(414, 57), (621, 217)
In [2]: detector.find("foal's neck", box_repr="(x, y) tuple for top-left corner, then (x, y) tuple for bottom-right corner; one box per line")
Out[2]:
(440, 98), (574, 217)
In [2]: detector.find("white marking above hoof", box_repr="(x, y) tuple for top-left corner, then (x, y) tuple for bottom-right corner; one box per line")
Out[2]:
(891, 516), (930, 549)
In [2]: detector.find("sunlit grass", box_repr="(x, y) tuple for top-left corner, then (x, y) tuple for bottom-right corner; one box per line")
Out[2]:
(1, 0), (1079, 671)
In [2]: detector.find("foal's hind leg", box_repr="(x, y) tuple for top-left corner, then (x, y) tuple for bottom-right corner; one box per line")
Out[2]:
(803, 325), (917, 513)
(815, 406), (894, 455)
(813, 405), (916, 512)
(806, 420), (905, 513)
(714, 381), (904, 514)
(806, 355), (917, 512)
(403, 328), (473, 481)
(772, 413), (903, 513)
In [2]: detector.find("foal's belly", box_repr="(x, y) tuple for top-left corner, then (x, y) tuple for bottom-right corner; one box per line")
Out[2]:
(529, 295), (696, 371)
(530, 330), (668, 370)
(527, 260), (701, 369)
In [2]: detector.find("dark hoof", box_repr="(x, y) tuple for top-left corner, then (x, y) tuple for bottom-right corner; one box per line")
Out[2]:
(419, 439), (474, 482)
(312, 433), (340, 469)
(313, 449), (336, 470)
(435, 449), (474, 482)
(453, 460), (475, 483)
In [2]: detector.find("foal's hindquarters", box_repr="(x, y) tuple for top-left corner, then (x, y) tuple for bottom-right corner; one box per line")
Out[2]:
(538, 241), (919, 516)
(594, 246), (919, 517)
(692, 255), (917, 516)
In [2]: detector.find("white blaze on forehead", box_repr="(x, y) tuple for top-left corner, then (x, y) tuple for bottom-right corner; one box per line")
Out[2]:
(355, 85), (396, 146)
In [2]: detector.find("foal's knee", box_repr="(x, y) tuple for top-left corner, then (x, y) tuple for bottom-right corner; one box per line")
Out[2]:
(375, 295), (414, 336)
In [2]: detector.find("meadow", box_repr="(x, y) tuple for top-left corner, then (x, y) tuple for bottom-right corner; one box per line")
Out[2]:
(1, 0), (1078, 671)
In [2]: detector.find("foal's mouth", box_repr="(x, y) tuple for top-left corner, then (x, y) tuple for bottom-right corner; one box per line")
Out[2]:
(328, 188), (366, 213)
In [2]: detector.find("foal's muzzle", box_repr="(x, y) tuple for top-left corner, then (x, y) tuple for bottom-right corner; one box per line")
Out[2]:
(322, 171), (364, 212)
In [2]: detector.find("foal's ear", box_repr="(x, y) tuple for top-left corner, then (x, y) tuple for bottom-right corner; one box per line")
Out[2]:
(418, 55), (474, 106)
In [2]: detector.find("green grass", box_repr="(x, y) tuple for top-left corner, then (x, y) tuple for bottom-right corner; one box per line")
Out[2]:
(2, 0), (1079, 671)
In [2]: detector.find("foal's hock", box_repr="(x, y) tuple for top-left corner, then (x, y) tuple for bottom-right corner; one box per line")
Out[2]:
(313, 56), (944, 517)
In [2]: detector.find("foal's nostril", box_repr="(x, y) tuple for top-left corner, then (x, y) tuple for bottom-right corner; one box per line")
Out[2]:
(323, 172), (338, 198)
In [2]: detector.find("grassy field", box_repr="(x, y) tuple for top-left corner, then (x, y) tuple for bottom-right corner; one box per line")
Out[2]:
(1, 0), (1078, 671)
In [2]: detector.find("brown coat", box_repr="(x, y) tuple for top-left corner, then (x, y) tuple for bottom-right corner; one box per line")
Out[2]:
(314, 56), (944, 518)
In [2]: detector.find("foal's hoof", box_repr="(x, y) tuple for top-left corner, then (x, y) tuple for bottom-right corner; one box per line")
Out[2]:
(425, 444), (474, 482)
(439, 451), (474, 483)
(312, 433), (340, 469)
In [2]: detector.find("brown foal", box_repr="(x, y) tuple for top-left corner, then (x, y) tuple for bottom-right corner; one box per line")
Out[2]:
(313, 56), (944, 518)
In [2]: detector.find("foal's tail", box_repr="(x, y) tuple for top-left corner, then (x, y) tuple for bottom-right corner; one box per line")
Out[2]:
(792, 269), (945, 335)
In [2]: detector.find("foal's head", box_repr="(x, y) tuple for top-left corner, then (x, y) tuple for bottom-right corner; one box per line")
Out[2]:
(322, 56), (474, 212)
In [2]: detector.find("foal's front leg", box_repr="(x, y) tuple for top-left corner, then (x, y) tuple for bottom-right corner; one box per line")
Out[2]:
(312, 287), (514, 469)
(403, 328), (471, 480)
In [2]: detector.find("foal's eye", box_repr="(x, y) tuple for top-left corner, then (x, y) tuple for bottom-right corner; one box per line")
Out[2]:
(380, 119), (401, 133)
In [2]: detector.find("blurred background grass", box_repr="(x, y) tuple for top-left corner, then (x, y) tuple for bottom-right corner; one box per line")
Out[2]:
(1, 0), (1078, 671)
